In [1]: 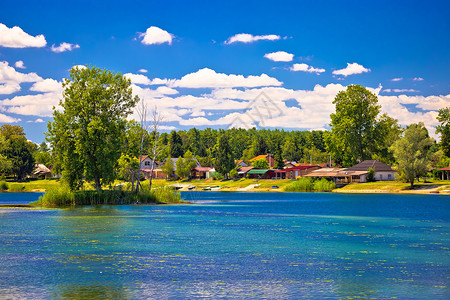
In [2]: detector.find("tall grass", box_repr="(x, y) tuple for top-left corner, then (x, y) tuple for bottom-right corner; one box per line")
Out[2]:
(31, 184), (181, 207)
(284, 177), (335, 192)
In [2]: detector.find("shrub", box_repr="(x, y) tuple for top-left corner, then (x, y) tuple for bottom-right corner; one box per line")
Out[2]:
(313, 178), (336, 191)
(32, 185), (75, 207)
(9, 183), (25, 191)
(0, 181), (8, 191)
(284, 177), (314, 192)
(367, 167), (376, 182)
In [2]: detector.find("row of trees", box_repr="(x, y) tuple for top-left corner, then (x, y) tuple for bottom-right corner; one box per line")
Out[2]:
(34, 66), (449, 191)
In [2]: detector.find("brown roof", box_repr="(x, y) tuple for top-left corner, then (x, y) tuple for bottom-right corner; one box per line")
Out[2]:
(344, 160), (393, 172)
(438, 166), (450, 171)
(193, 167), (213, 172)
(249, 154), (269, 161)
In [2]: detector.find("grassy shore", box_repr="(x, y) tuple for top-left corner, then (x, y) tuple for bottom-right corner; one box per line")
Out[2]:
(1, 178), (449, 196)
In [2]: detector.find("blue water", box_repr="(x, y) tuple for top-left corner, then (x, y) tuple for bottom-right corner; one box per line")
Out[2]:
(0, 192), (449, 299)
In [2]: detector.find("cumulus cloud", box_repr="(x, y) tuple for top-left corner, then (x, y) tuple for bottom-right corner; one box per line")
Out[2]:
(1, 92), (60, 117)
(290, 63), (325, 74)
(332, 63), (370, 76)
(225, 33), (280, 44)
(27, 118), (44, 123)
(168, 68), (282, 88)
(413, 77), (424, 81)
(140, 26), (173, 45)
(124, 73), (168, 85)
(50, 42), (80, 53)
(391, 77), (403, 82)
(0, 23), (46, 48)
(138, 69), (148, 73)
(14, 61), (26, 69)
(30, 79), (63, 93)
(0, 113), (20, 123)
(0, 61), (42, 94)
(264, 51), (294, 62)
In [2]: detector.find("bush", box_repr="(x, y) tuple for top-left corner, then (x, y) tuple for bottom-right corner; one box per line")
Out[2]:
(0, 181), (8, 191)
(31, 184), (181, 207)
(9, 183), (25, 191)
(313, 178), (336, 191)
(284, 177), (314, 192)
(284, 177), (335, 192)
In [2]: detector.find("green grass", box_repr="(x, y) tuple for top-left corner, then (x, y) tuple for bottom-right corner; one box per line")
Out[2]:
(335, 179), (450, 193)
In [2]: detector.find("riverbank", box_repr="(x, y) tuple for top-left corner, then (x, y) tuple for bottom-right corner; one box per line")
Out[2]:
(2, 178), (450, 195)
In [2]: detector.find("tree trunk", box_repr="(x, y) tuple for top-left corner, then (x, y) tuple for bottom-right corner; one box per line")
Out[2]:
(94, 176), (102, 191)
(410, 179), (414, 188)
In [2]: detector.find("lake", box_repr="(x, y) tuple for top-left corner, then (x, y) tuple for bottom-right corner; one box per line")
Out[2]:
(0, 192), (449, 299)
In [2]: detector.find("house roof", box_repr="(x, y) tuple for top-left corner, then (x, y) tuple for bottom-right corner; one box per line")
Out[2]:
(247, 168), (271, 174)
(237, 166), (254, 174)
(249, 154), (269, 161)
(193, 167), (213, 172)
(140, 155), (149, 162)
(344, 160), (393, 172)
(438, 166), (450, 171)
(33, 164), (51, 175)
(274, 165), (316, 173)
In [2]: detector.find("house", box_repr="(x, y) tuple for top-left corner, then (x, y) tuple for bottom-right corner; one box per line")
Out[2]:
(437, 166), (450, 180)
(139, 155), (159, 170)
(191, 167), (213, 179)
(249, 154), (275, 168)
(237, 166), (254, 178)
(235, 160), (248, 167)
(284, 161), (297, 169)
(305, 160), (396, 184)
(30, 164), (52, 179)
(344, 160), (396, 182)
(274, 165), (321, 179)
(246, 169), (276, 179)
(139, 155), (164, 179)
(205, 168), (218, 179)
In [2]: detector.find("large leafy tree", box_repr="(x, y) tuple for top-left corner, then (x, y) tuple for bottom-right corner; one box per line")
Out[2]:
(390, 123), (435, 187)
(328, 85), (397, 166)
(436, 107), (450, 157)
(47, 66), (139, 190)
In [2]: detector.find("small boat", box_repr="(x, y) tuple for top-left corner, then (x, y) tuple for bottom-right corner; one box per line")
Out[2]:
(272, 186), (279, 188)
(188, 186), (195, 190)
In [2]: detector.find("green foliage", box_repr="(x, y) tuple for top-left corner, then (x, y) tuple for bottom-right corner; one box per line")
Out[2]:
(313, 178), (336, 191)
(0, 181), (8, 191)
(175, 157), (188, 179)
(32, 183), (181, 207)
(161, 156), (174, 179)
(2, 135), (35, 180)
(214, 133), (235, 178)
(284, 177), (335, 192)
(327, 85), (398, 167)
(390, 122), (435, 187)
(169, 131), (183, 158)
(117, 154), (139, 185)
(8, 183), (25, 191)
(47, 66), (138, 191)
(367, 167), (376, 182)
(252, 158), (269, 169)
(436, 107), (450, 157)
(229, 168), (239, 179)
(284, 177), (314, 192)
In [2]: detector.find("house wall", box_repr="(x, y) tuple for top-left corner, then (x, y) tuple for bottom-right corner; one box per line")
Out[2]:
(375, 171), (396, 181)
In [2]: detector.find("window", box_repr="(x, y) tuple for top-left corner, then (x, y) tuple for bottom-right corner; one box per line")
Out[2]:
(388, 174), (392, 180)
(379, 174), (383, 180)
(145, 161), (150, 166)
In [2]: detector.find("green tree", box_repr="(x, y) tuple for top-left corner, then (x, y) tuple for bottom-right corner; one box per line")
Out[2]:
(4, 136), (35, 180)
(328, 85), (382, 166)
(169, 131), (183, 158)
(47, 66), (139, 190)
(117, 154), (139, 190)
(161, 155), (174, 179)
(183, 150), (197, 178)
(175, 156), (190, 179)
(390, 123), (435, 187)
(436, 107), (450, 157)
(214, 133), (234, 178)
(252, 158), (269, 169)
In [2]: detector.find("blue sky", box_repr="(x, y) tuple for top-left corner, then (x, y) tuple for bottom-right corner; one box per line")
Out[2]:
(0, 0), (449, 143)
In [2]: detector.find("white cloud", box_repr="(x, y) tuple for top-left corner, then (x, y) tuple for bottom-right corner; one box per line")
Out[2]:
(51, 42), (80, 53)
(391, 77), (403, 82)
(138, 69), (148, 73)
(30, 79), (63, 93)
(156, 86), (178, 95)
(124, 73), (152, 85)
(264, 51), (294, 62)
(1, 92), (60, 117)
(225, 33), (280, 44)
(383, 88), (419, 93)
(332, 63), (370, 76)
(140, 26), (173, 45)
(413, 77), (424, 81)
(14, 61), (25, 69)
(0, 113), (20, 123)
(0, 23), (46, 48)
(168, 68), (282, 88)
(0, 61), (42, 94)
(27, 118), (44, 123)
(290, 63), (325, 74)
